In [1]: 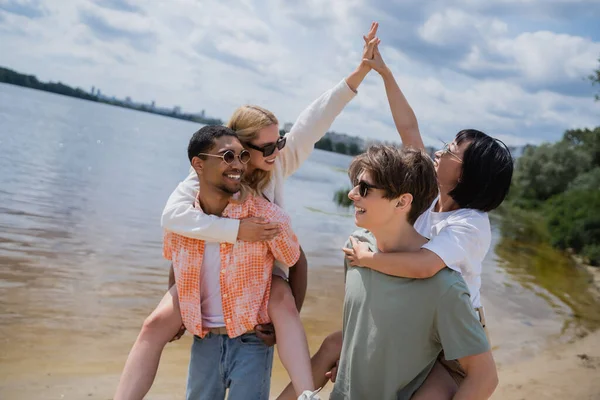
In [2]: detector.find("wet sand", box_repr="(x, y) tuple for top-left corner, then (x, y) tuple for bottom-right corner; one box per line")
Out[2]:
(2, 258), (600, 400)
(0, 261), (346, 400)
(493, 328), (600, 400)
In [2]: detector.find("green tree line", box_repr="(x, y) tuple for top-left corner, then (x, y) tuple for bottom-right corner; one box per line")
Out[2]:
(315, 136), (362, 156)
(507, 60), (600, 265)
(508, 126), (600, 265)
(0, 66), (223, 126)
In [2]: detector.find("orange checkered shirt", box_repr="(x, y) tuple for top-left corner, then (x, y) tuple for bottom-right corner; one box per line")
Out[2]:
(163, 194), (301, 338)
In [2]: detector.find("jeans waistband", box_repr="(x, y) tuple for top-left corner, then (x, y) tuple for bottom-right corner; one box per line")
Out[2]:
(204, 327), (256, 336)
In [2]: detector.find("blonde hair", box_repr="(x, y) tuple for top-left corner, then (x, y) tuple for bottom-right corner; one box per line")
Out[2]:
(227, 105), (278, 196)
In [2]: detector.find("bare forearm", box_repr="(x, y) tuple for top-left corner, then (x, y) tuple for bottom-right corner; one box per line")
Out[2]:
(455, 353), (499, 400)
(362, 249), (444, 278)
(453, 374), (498, 400)
(380, 68), (424, 150)
(345, 63), (370, 93)
(287, 248), (308, 311)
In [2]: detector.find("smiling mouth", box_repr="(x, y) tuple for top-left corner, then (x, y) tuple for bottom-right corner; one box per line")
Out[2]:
(355, 206), (366, 214)
(224, 170), (242, 181)
(265, 158), (276, 164)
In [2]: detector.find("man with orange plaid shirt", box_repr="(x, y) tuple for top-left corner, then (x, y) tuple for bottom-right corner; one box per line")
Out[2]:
(164, 125), (301, 399)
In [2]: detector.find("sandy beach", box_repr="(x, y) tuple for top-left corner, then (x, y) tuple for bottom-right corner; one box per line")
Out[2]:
(3, 263), (599, 400)
(493, 328), (600, 400)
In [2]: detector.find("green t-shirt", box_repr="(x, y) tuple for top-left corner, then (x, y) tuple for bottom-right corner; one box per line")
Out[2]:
(331, 229), (490, 400)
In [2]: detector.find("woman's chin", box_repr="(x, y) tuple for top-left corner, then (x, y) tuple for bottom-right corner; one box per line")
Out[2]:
(260, 160), (276, 171)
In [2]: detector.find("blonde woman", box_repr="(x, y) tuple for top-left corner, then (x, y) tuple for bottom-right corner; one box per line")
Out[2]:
(114, 23), (380, 400)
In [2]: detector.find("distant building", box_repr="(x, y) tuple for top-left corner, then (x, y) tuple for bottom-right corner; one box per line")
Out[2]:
(283, 122), (293, 133)
(151, 100), (155, 109)
(125, 96), (132, 104)
(173, 106), (182, 115)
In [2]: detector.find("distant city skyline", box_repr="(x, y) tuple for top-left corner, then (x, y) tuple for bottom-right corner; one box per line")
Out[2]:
(1, 0), (599, 146)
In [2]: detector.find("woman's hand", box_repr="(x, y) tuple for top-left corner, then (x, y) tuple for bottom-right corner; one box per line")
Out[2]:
(362, 43), (389, 76)
(342, 236), (374, 267)
(361, 22), (379, 62)
(238, 217), (280, 242)
(346, 21), (380, 91)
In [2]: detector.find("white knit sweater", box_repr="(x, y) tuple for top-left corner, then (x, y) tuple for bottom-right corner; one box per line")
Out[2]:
(161, 79), (357, 244)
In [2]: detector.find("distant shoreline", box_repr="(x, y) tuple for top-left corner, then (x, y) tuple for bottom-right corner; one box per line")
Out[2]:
(0, 66), (224, 126)
(0, 66), (363, 157)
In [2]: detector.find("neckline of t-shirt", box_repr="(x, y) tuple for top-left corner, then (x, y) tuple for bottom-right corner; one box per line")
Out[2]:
(430, 197), (458, 216)
(429, 197), (484, 218)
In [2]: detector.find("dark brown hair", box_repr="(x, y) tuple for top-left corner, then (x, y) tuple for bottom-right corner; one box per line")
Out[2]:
(348, 145), (438, 224)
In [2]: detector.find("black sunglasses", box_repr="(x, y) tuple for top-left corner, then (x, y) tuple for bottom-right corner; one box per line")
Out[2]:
(246, 136), (287, 157)
(197, 149), (251, 165)
(354, 179), (382, 197)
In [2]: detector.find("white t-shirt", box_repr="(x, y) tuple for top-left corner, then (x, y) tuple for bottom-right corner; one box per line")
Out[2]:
(413, 198), (491, 308)
(200, 243), (225, 327)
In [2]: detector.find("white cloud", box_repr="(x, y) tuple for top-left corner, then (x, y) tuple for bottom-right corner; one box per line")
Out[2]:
(0, 0), (598, 148)
(496, 31), (600, 83)
(419, 8), (507, 47)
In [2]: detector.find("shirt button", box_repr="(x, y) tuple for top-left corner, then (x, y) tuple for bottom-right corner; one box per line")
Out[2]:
(222, 294), (228, 299)
(221, 269), (226, 274)
(226, 318), (231, 323)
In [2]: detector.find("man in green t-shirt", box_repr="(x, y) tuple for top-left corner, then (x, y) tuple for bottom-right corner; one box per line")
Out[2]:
(330, 145), (498, 400)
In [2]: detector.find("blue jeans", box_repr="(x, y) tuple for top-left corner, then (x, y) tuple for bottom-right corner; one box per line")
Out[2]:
(186, 332), (274, 400)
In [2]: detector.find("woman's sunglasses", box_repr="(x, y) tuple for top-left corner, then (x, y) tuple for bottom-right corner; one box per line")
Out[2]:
(246, 136), (287, 157)
(354, 180), (381, 198)
(197, 149), (251, 165)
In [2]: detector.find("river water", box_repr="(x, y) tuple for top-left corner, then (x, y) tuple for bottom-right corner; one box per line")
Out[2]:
(1, 83), (598, 399)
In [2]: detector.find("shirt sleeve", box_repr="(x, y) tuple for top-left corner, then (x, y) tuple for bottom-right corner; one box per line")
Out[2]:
(161, 168), (240, 244)
(421, 216), (490, 275)
(279, 79), (356, 178)
(435, 280), (490, 360)
(266, 209), (301, 267)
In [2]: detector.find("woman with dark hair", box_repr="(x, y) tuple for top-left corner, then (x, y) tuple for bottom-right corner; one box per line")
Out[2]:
(277, 41), (513, 399)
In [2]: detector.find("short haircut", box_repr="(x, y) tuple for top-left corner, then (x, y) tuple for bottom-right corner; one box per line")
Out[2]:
(187, 125), (238, 163)
(449, 129), (514, 212)
(348, 145), (438, 224)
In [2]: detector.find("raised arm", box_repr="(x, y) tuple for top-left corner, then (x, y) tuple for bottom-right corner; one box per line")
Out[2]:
(278, 23), (380, 178)
(161, 169), (280, 243)
(363, 44), (424, 150)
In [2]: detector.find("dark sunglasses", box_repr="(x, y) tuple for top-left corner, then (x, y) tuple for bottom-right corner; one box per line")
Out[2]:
(197, 149), (251, 165)
(354, 179), (382, 198)
(246, 136), (287, 157)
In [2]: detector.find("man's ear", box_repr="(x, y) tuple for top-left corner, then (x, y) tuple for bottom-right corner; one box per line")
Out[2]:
(191, 156), (203, 175)
(395, 193), (413, 211)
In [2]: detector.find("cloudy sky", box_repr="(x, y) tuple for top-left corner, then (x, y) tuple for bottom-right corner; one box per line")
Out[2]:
(1, 0), (599, 146)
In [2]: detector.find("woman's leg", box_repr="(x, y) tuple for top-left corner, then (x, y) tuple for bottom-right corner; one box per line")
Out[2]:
(114, 285), (184, 400)
(410, 361), (458, 400)
(268, 275), (314, 396)
(277, 330), (343, 400)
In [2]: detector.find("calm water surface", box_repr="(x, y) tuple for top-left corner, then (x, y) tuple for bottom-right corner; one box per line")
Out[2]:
(1, 83), (598, 399)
